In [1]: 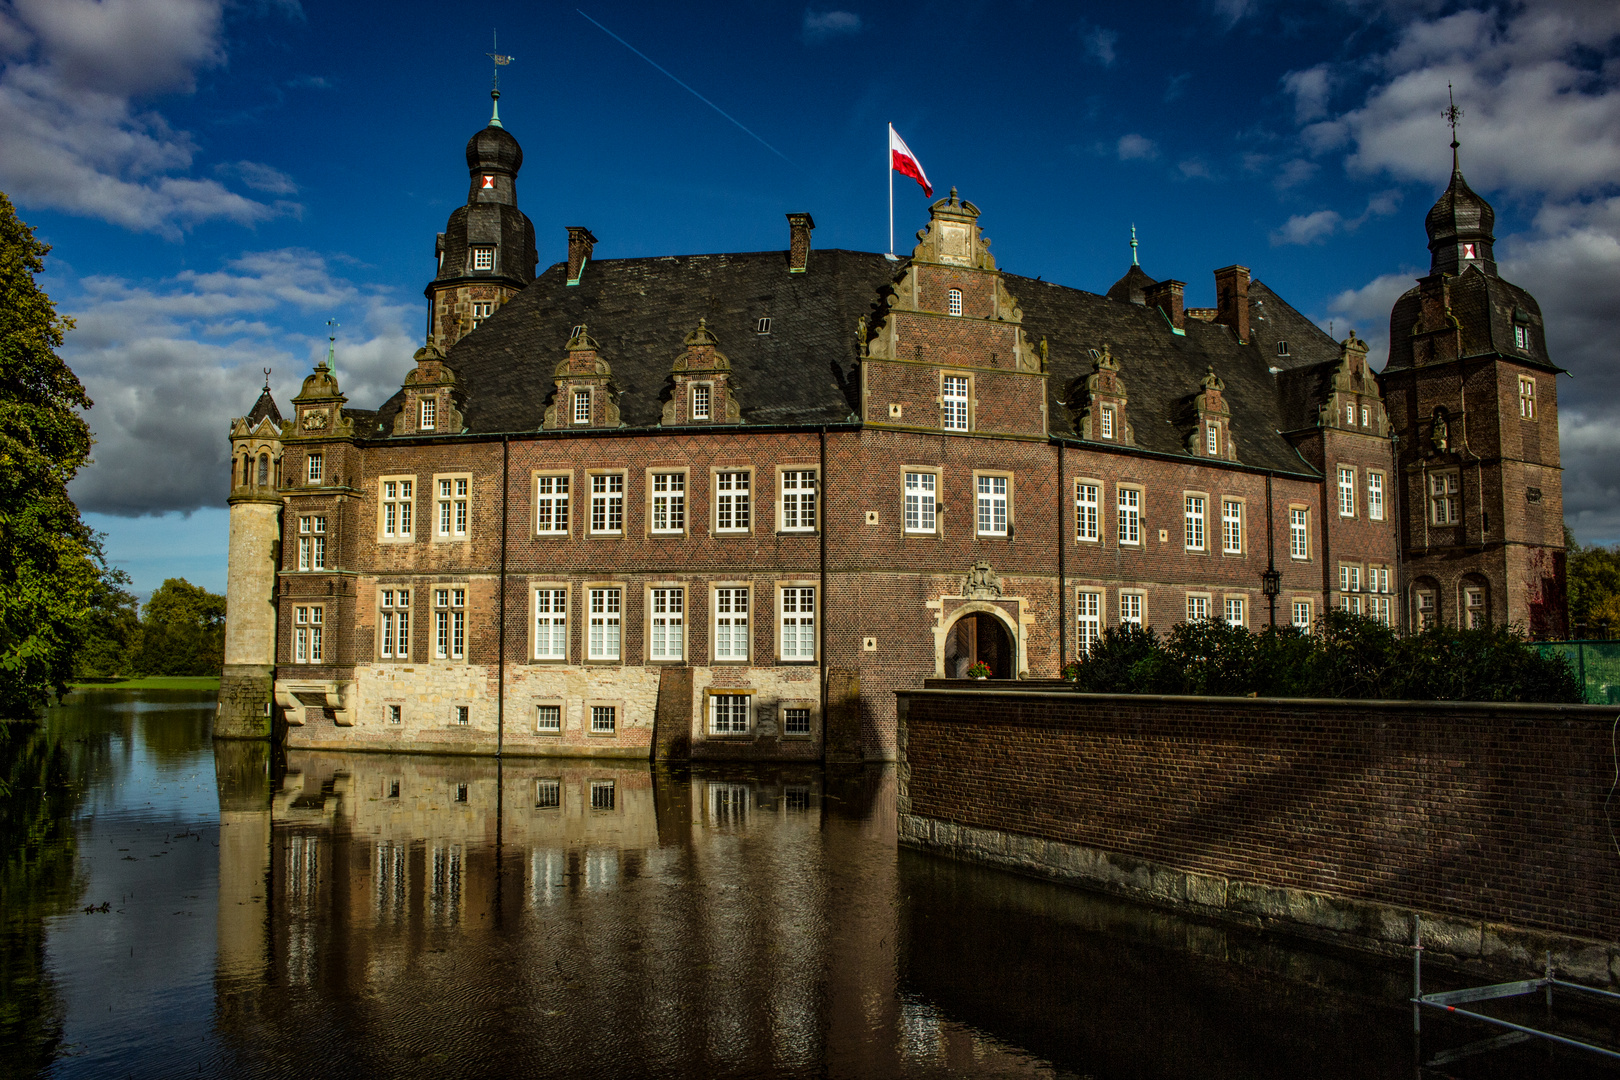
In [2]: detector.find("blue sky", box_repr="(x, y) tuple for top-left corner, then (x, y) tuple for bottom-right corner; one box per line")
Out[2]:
(2, 0), (1617, 597)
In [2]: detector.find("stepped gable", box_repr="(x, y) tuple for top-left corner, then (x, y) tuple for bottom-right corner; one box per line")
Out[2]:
(1245, 280), (1339, 372)
(381, 248), (903, 433)
(1007, 274), (1313, 473)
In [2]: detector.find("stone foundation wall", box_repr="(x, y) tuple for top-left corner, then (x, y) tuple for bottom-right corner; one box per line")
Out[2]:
(897, 687), (1620, 981)
(216, 664), (273, 739)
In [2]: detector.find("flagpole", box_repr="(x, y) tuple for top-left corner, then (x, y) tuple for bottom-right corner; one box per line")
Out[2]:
(887, 124), (894, 258)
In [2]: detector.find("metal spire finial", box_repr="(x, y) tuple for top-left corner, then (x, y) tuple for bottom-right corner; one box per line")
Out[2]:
(325, 318), (339, 381)
(486, 30), (513, 128)
(263, 367), (272, 391)
(1443, 83), (1464, 169)
(1130, 223), (1138, 267)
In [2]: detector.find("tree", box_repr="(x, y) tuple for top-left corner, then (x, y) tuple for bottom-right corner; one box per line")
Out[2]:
(72, 560), (139, 678)
(130, 579), (226, 677)
(1566, 526), (1620, 635)
(0, 191), (98, 718)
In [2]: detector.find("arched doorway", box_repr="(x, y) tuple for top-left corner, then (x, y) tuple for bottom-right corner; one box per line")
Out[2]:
(944, 610), (1014, 679)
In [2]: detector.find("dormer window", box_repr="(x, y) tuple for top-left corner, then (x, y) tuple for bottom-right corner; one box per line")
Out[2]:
(472, 246), (495, 271)
(1205, 425), (1219, 456)
(1099, 405), (1114, 439)
(947, 289), (963, 317)
(307, 453), (323, 484)
(1276, 340), (1290, 357)
(419, 398), (436, 431)
(1514, 324), (1530, 350)
(756, 317), (772, 335)
(692, 384), (711, 420)
(573, 389), (591, 425)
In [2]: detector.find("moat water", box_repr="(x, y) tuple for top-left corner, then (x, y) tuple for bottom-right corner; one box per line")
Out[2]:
(3, 687), (1617, 1079)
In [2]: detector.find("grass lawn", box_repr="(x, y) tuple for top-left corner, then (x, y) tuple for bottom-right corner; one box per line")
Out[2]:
(70, 675), (220, 690)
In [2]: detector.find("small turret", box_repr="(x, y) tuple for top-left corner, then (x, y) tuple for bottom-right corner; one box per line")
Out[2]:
(220, 370), (285, 738)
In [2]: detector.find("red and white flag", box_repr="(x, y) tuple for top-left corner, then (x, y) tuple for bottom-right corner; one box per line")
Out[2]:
(889, 124), (932, 198)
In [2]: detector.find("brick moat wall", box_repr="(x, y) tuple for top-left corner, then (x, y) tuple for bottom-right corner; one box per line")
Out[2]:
(898, 688), (1620, 958)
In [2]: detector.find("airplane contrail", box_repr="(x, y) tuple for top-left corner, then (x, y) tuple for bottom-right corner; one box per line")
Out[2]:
(577, 9), (792, 164)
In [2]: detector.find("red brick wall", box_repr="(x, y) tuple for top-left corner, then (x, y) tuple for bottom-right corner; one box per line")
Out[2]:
(900, 688), (1620, 942)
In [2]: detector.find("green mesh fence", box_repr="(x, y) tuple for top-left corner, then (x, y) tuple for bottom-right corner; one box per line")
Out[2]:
(1533, 641), (1620, 705)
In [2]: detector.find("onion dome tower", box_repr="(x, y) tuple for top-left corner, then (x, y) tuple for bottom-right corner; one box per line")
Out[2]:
(1381, 98), (1565, 637)
(425, 85), (537, 350)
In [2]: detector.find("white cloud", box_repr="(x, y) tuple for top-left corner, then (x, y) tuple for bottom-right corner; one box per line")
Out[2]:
(1282, 63), (1333, 123)
(1272, 209), (1342, 246)
(1178, 157), (1213, 180)
(1325, 269), (1419, 367)
(1164, 72), (1191, 103)
(63, 250), (416, 516)
(802, 9), (861, 43)
(0, 0), (298, 236)
(1273, 157), (1318, 190)
(1082, 26), (1119, 67)
(215, 160), (298, 195)
(1116, 133), (1158, 161)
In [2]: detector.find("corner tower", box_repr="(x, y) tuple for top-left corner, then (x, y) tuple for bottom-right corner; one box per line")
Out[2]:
(426, 90), (537, 350)
(1380, 143), (1565, 636)
(219, 377), (285, 738)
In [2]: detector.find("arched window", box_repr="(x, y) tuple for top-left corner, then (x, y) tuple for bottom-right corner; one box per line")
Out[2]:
(258, 453), (270, 486)
(947, 289), (963, 317)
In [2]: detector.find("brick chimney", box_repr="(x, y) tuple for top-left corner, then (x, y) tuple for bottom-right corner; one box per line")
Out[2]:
(787, 213), (815, 273)
(1213, 265), (1250, 343)
(1143, 279), (1186, 331)
(566, 227), (597, 286)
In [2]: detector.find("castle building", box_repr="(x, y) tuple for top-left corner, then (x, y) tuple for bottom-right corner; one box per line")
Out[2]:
(218, 98), (1564, 757)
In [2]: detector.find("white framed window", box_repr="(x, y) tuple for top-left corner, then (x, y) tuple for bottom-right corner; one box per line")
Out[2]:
(533, 589), (567, 660)
(1464, 587), (1486, 629)
(1205, 424), (1219, 456)
(589, 779), (616, 811)
(1288, 508), (1309, 560)
(535, 706), (561, 734)
(715, 471), (750, 533)
(1076, 591), (1101, 655)
(293, 605), (323, 663)
(1346, 403), (1356, 426)
(588, 588), (622, 661)
(1224, 597), (1246, 627)
(947, 288), (963, 316)
(472, 246), (495, 270)
(381, 478), (414, 539)
(1339, 564), (1362, 593)
(420, 397), (436, 430)
(1341, 593), (1364, 615)
(1099, 405), (1114, 439)
(1368, 566), (1390, 593)
(387, 705), (402, 725)
(307, 453), (323, 484)
(1118, 488), (1141, 546)
(649, 588), (684, 660)
(1076, 483), (1100, 542)
(573, 388), (591, 425)
(1416, 589), (1437, 630)
(1367, 471), (1384, 521)
(905, 471), (937, 533)
(1429, 471), (1460, 525)
(1337, 466), (1355, 517)
(714, 587), (749, 661)
(783, 708), (811, 736)
(455, 706), (470, 726)
(1514, 324), (1530, 351)
(437, 477), (469, 538)
(471, 301), (493, 328)
(297, 515), (327, 571)
(780, 587), (816, 660)
(1276, 340), (1290, 357)
(1184, 495), (1206, 551)
(691, 383), (711, 420)
(780, 470), (817, 532)
(976, 475), (1009, 536)
(591, 707), (617, 735)
(590, 473), (624, 534)
(1186, 595), (1210, 623)
(942, 376), (969, 431)
(1292, 600), (1313, 631)
(379, 588), (410, 660)
(434, 588), (466, 660)
(711, 694), (750, 734)
(1119, 592), (1143, 627)
(535, 475), (569, 534)
(650, 473), (685, 534)
(1222, 499), (1242, 554)
(1369, 595), (1392, 625)
(1519, 375), (1536, 419)
(1360, 404), (1370, 427)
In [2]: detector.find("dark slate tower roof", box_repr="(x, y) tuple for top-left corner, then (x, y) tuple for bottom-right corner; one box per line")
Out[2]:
(427, 93), (537, 298)
(1105, 264), (1156, 305)
(1425, 156), (1498, 277)
(244, 385), (282, 427)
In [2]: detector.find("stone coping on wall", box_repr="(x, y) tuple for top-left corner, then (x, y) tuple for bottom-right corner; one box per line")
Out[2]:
(282, 737), (652, 760)
(905, 684), (1619, 720)
(899, 812), (1620, 987)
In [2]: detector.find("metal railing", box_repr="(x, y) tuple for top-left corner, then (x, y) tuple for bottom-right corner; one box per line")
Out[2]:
(1533, 640), (1620, 704)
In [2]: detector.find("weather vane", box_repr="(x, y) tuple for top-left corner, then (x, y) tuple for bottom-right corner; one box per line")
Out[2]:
(262, 367), (272, 391)
(1443, 83), (1463, 152)
(485, 30), (513, 126)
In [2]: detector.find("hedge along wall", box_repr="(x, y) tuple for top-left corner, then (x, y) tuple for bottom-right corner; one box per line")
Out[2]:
(896, 688), (1620, 977)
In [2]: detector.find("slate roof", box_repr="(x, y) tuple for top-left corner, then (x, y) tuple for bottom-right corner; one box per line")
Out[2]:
(245, 387), (282, 427)
(1385, 264), (1560, 374)
(1245, 280), (1340, 373)
(368, 248), (1326, 477)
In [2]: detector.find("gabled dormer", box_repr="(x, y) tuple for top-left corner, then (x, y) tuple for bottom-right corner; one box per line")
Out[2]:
(391, 343), (466, 436)
(1184, 367), (1238, 461)
(1319, 332), (1387, 436)
(543, 324), (621, 429)
(661, 319), (740, 425)
(1077, 344), (1134, 445)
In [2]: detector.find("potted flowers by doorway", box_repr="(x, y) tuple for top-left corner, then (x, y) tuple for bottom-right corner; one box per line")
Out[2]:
(966, 661), (992, 680)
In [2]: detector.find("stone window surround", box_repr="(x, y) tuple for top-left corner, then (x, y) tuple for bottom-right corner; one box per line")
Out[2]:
(1222, 594), (1249, 628)
(1118, 588), (1147, 627)
(1221, 495), (1245, 556)
(433, 471), (472, 543)
(532, 470), (572, 536)
(584, 698), (624, 738)
(778, 696), (817, 740)
(690, 381), (714, 421)
(1075, 587), (1104, 656)
(644, 466), (689, 538)
(775, 465), (819, 535)
(584, 581), (625, 664)
(972, 468), (1014, 538)
(1116, 483), (1145, 547)
(710, 581), (751, 665)
(1185, 591), (1213, 623)
(528, 580), (570, 663)
(1292, 597), (1315, 631)
(776, 578), (818, 663)
(939, 370), (975, 432)
(531, 699), (565, 736)
(377, 474), (417, 543)
(588, 470), (627, 536)
(1182, 490), (1209, 553)
(1288, 504), (1311, 561)
(1337, 463), (1357, 519)
(711, 466), (753, 536)
(376, 583), (414, 662)
(643, 581), (688, 663)
(1074, 477), (1103, 544)
(902, 465), (942, 536)
(1367, 469), (1386, 522)
(705, 686), (756, 737)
